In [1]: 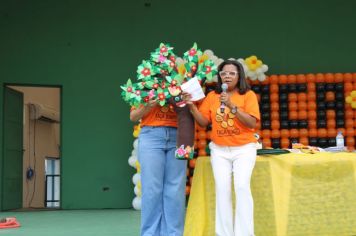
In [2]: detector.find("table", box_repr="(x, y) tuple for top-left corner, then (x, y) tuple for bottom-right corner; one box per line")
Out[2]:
(183, 152), (356, 236)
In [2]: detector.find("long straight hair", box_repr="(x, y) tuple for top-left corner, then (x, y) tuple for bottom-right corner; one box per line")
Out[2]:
(215, 59), (250, 95)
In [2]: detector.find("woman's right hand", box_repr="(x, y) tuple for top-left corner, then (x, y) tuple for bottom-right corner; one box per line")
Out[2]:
(181, 92), (193, 105)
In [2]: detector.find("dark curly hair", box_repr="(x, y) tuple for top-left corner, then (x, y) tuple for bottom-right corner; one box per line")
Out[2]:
(215, 59), (250, 95)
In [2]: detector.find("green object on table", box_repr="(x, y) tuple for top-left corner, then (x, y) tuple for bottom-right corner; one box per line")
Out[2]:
(257, 149), (290, 155)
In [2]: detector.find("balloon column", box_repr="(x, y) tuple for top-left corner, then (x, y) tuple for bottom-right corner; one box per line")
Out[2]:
(128, 125), (141, 210)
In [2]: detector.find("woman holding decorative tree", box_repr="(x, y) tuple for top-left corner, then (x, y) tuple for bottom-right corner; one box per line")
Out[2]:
(130, 97), (187, 236)
(123, 43), (218, 236)
(183, 59), (260, 236)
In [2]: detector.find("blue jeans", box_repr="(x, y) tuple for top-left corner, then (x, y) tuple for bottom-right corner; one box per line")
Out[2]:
(138, 126), (187, 236)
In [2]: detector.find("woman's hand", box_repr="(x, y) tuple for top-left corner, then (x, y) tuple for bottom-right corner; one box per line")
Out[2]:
(220, 92), (233, 108)
(181, 92), (193, 105)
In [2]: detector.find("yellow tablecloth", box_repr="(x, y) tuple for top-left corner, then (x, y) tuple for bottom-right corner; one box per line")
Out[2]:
(184, 152), (356, 236)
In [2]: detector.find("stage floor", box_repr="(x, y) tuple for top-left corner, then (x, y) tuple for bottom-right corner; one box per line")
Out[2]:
(0, 209), (140, 236)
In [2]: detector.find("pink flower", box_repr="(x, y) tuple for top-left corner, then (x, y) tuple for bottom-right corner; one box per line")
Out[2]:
(176, 145), (186, 156)
(159, 55), (166, 63)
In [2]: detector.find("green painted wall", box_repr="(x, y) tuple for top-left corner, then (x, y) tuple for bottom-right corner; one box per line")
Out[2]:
(1, 0), (356, 209)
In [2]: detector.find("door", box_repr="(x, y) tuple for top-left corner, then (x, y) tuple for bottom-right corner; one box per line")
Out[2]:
(1, 86), (23, 210)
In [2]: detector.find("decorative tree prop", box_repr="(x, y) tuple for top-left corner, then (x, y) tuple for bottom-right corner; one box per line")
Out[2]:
(121, 43), (217, 159)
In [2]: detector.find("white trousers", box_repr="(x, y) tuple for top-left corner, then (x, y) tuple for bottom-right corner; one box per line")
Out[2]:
(209, 142), (256, 236)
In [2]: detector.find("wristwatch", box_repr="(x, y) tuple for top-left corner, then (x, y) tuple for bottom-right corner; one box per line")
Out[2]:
(231, 106), (238, 114)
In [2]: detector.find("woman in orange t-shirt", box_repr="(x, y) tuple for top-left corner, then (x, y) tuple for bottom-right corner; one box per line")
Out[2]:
(130, 99), (187, 236)
(183, 59), (260, 236)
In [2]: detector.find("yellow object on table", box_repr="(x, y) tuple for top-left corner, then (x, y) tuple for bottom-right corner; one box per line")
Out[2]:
(184, 152), (356, 236)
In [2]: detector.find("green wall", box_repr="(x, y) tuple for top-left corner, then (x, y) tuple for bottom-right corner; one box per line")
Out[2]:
(1, 0), (356, 209)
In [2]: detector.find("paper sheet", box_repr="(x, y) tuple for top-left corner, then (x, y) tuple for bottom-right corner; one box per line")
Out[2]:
(180, 77), (205, 101)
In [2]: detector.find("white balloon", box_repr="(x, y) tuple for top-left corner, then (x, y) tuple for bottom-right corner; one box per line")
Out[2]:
(128, 156), (137, 168)
(131, 149), (137, 156)
(237, 58), (244, 63)
(257, 74), (266, 81)
(247, 71), (255, 77)
(249, 74), (258, 81)
(132, 173), (141, 185)
(132, 197), (141, 210)
(255, 68), (262, 75)
(134, 185), (141, 197)
(133, 139), (138, 149)
(204, 49), (214, 57)
(261, 64), (269, 72)
(217, 58), (224, 66)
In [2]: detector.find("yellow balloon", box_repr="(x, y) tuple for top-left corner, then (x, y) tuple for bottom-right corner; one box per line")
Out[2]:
(352, 101), (356, 109)
(346, 96), (353, 103)
(351, 91), (356, 98)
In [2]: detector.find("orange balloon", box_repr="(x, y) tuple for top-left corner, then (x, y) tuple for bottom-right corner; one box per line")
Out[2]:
(298, 101), (307, 111)
(299, 129), (308, 137)
(270, 93), (279, 103)
(344, 82), (353, 92)
(316, 73), (325, 83)
(280, 129), (290, 138)
(271, 120), (280, 130)
(334, 73), (344, 83)
(279, 75), (288, 84)
(290, 129), (299, 138)
(307, 92), (316, 101)
(346, 128), (355, 137)
(269, 75), (279, 84)
(352, 73), (356, 82)
(308, 120), (317, 129)
(270, 84), (279, 94)
(262, 138), (272, 148)
(346, 119), (354, 128)
(298, 111), (308, 120)
(271, 129), (280, 138)
(345, 110), (354, 119)
(289, 111), (298, 120)
(262, 129), (271, 139)
(306, 74), (315, 83)
(317, 128), (327, 138)
(325, 73), (335, 83)
(327, 128), (337, 138)
(271, 111), (279, 120)
(281, 138), (290, 148)
(309, 128), (318, 137)
(307, 83), (316, 92)
(296, 74), (306, 83)
(327, 119), (336, 129)
(299, 137), (309, 146)
(326, 110), (336, 119)
(308, 110), (317, 120)
(289, 102), (298, 111)
(288, 74), (297, 83)
(307, 101), (317, 111)
(271, 102), (279, 112)
(346, 137), (355, 149)
(343, 73), (353, 82)
(298, 93), (307, 102)
(326, 91), (335, 101)
(288, 93), (298, 102)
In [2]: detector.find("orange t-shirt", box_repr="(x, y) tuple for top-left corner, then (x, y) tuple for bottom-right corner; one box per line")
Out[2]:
(132, 105), (178, 127)
(199, 90), (260, 146)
